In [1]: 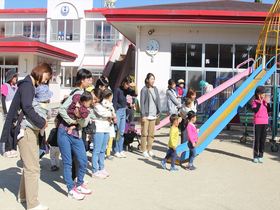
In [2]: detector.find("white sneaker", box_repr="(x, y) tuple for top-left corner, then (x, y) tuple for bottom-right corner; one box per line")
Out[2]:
(28, 204), (49, 210)
(76, 184), (92, 195)
(92, 171), (107, 179)
(143, 151), (150, 159)
(148, 151), (155, 158)
(68, 188), (85, 200)
(100, 169), (110, 177)
(120, 151), (127, 158)
(114, 152), (122, 158)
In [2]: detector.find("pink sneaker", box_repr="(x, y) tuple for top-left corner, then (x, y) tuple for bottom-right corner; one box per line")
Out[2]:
(100, 169), (110, 177)
(92, 171), (107, 179)
(76, 184), (92, 195)
(68, 188), (85, 200)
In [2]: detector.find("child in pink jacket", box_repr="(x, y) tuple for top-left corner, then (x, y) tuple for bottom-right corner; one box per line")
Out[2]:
(186, 111), (199, 170)
(251, 86), (271, 163)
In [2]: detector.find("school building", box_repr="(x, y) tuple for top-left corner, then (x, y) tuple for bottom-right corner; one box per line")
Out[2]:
(101, 0), (272, 106)
(0, 0), (273, 106)
(0, 0), (127, 102)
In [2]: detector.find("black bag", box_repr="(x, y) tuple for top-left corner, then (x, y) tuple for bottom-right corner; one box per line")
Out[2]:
(82, 122), (96, 135)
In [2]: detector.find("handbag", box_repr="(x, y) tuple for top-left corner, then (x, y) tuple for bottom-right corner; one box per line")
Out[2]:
(148, 89), (160, 125)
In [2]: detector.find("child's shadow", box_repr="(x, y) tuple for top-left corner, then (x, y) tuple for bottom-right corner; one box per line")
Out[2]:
(39, 158), (67, 196)
(0, 167), (21, 198)
(138, 156), (163, 169)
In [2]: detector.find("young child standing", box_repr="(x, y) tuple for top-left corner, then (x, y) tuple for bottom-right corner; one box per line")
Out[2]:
(179, 98), (193, 144)
(186, 111), (199, 170)
(101, 89), (117, 160)
(47, 117), (60, 171)
(161, 114), (182, 171)
(92, 88), (114, 179)
(251, 86), (270, 163)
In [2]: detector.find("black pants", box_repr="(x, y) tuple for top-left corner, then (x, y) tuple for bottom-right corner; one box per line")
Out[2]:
(164, 148), (177, 168)
(254, 124), (267, 158)
(180, 119), (187, 144)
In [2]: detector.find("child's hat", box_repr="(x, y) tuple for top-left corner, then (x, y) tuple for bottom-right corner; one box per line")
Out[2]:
(255, 86), (266, 94)
(178, 79), (185, 84)
(35, 84), (53, 102)
(199, 80), (208, 88)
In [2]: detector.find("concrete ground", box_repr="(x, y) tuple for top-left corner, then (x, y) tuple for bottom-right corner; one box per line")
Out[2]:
(0, 122), (280, 210)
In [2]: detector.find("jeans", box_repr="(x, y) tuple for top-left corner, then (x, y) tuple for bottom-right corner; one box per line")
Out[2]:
(114, 108), (126, 153)
(57, 128), (87, 192)
(164, 148), (177, 168)
(188, 142), (196, 166)
(92, 132), (110, 173)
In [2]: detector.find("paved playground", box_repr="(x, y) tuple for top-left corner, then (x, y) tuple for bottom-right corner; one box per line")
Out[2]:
(0, 122), (280, 210)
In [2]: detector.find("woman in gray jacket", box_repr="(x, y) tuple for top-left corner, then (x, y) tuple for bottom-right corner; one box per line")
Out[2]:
(140, 73), (161, 158)
(166, 79), (181, 115)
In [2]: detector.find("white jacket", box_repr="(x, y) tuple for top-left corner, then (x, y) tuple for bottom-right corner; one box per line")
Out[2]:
(93, 103), (112, 133)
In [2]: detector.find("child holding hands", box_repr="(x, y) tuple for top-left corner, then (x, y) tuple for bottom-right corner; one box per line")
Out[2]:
(161, 114), (182, 171)
(186, 111), (199, 170)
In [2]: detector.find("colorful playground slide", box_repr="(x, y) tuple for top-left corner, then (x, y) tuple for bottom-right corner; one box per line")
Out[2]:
(176, 58), (277, 161)
(152, 60), (256, 132)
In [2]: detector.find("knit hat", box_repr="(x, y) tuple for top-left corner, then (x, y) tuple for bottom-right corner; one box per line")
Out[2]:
(35, 84), (53, 102)
(199, 80), (208, 88)
(178, 79), (185, 84)
(255, 86), (266, 95)
(5, 68), (18, 83)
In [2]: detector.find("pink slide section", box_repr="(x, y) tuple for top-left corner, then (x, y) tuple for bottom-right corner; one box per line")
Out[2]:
(196, 67), (252, 105)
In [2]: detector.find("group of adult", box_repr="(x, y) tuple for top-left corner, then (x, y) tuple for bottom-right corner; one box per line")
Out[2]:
(0, 63), (165, 210)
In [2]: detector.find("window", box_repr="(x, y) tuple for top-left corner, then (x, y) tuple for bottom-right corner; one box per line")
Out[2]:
(32, 21), (46, 40)
(235, 45), (256, 68)
(50, 20), (80, 41)
(0, 22), (5, 38)
(187, 71), (202, 96)
(85, 20), (120, 55)
(205, 71), (216, 86)
(171, 70), (186, 84)
(220, 45), (233, 68)
(23, 22), (31, 37)
(205, 44), (218, 67)
(187, 44), (202, 67)
(61, 67), (79, 88)
(5, 22), (13, 37)
(171, 43), (186, 66)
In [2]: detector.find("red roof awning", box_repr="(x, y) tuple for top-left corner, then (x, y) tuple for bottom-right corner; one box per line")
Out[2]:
(0, 36), (77, 62)
(0, 8), (47, 14)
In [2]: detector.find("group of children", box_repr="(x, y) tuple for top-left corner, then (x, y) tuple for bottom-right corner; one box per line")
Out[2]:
(161, 77), (271, 171)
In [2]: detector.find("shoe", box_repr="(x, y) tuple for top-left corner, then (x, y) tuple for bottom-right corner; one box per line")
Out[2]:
(143, 151), (150, 159)
(3, 150), (17, 158)
(51, 166), (59, 171)
(68, 188), (85, 200)
(161, 160), (166, 170)
(186, 165), (196, 170)
(120, 151), (127, 158)
(76, 184), (92, 195)
(148, 151), (155, 158)
(258, 158), (264, 163)
(253, 158), (258, 163)
(114, 152), (122, 158)
(28, 204), (49, 210)
(170, 166), (179, 171)
(106, 155), (114, 160)
(92, 171), (107, 179)
(100, 169), (110, 177)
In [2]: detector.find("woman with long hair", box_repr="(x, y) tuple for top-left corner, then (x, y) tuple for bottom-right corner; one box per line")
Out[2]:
(140, 73), (161, 158)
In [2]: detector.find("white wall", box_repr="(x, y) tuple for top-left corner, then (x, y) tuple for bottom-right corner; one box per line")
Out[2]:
(136, 24), (262, 110)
